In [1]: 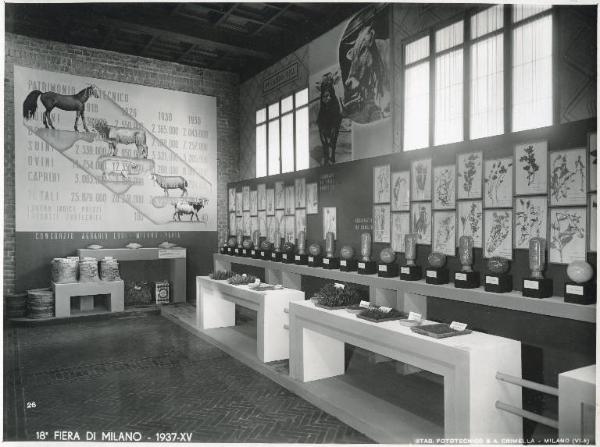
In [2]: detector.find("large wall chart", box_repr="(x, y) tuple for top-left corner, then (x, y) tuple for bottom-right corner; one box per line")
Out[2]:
(14, 65), (217, 232)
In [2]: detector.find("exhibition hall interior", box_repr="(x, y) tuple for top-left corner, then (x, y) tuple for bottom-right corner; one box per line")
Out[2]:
(3, 1), (597, 444)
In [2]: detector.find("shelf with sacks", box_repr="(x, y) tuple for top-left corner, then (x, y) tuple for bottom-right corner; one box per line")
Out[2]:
(214, 253), (595, 324)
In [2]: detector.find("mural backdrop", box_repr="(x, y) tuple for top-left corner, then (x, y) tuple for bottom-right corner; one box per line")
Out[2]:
(14, 65), (217, 232)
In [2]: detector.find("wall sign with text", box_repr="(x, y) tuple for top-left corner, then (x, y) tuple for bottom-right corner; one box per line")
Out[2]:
(15, 66), (217, 232)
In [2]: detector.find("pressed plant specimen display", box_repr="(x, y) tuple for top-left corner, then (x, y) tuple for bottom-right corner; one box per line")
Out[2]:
(457, 201), (483, 248)
(306, 182), (319, 214)
(373, 204), (391, 243)
(433, 211), (456, 256)
(266, 188), (275, 215)
(411, 159), (432, 200)
(411, 202), (431, 244)
(515, 141), (547, 195)
(549, 148), (586, 206)
(433, 165), (456, 209)
(295, 177), (306, 208)
(391, 171), (410, 211)
(373, 164), (391, 203)
(484, 210), (512, 258)
(515, 197), (547, 249)
(391, 212), (410, 252)
(589, 194), (597, 252)
(549, 208), (586, 264)
(458, 152), (482, 199)
(484, 158), (513, 208)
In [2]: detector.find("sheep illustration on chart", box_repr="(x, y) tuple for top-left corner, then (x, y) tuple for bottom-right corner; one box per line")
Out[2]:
(22, 86), (212, 225)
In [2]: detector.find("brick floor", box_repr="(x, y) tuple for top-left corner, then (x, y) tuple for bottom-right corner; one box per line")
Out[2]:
(4, 312), (372, 443)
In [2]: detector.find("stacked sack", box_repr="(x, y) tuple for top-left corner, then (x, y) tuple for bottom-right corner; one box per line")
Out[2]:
(5, 292), (28, 318)
(79, 257), (100, 282)
(99, 257), (121, 281)
(27, 288), (54, 319)
(51, 257), (79, 283)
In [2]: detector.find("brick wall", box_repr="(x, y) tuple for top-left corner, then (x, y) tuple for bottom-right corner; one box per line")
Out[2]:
(4, 33), (241, 295)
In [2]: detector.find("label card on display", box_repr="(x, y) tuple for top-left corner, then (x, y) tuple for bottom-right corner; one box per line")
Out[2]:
(566, 284), (584, 295)
(359, 262), (366, 269)
(359, 300), (370, 308)
(455, 273), (466, 281)
(340, 260), (347, 266)
(426, 270), (437, 278)
(524, 280), (539, 290)
(408, 312), (422, 321)
(323, 258), (330, 265)
(309, 256), (314, 262)
(401, 267), (409, 274)
(378, 265), (387, 272)
(486, 276), (499, 285)
(261, 251), (265, 256)
(282, 254), (287, 259)
(295, 255), (300, 261)
(449, 321), (468, 331)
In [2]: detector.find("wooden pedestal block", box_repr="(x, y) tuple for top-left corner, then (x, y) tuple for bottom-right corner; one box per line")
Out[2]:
(564, 282), (596, 305)
(378, 263), (398, 278)
(294, 254), (308, 265)
(400, 265), (422, 281)
(358, 260), (377, 274)
(322, 257), (340, 269)
(425, 268), (449, 285)
(454, 271), (480, 289)
(522, 278), (553, 298)
(53, 280), (124, 318)
(484, 274), (513, 293)
(307, 255), (323, 267)
(339, 259), (358, 271)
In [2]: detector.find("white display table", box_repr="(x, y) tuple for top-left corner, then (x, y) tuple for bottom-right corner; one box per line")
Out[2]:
(78, 247), (186, 302)
(53, 280), (124, 317)
(559, 364), (596, 442)
(196, 276), (304, 362)
(289, 300), (522, 439)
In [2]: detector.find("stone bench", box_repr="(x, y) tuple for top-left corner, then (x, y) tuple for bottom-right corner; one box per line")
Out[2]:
(52, 280), (124, 318)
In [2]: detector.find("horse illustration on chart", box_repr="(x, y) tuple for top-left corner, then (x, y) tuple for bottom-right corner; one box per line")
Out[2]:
(23, 85), (100, 132)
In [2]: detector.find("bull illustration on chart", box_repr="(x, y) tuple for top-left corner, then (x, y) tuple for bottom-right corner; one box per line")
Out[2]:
(22, 85), (211, 225)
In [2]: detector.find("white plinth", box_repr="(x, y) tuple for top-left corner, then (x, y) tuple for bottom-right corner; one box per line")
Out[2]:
(289, 300), (522, 440)
(559, 364), (596, 442)
(196, 276), (304, 362)
(52, 280), (124, 318)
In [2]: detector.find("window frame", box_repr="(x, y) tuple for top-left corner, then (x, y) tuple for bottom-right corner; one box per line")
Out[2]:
(400, 4), (554, 152)
(255, 87), (308, 177)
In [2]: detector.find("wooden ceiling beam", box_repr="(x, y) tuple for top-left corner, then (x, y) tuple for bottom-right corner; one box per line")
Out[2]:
(91, 13), (274, 60)
(214, 3), (239, 26)
(251, 4), (291, 35)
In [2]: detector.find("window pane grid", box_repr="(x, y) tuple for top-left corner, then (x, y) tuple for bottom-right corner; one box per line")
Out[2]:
(512, 14), (552, 132)
(513, 4), (551, 23)
(435, 48), (464, 145)
(268, 119), (280, 175)
(404, 61), (430, 150)
(471, 5), (504, 39)
(470, 33), (504, 139)
(256, 123), (267, 177)
(295, 106), (309, 170)
(405, 36), (430, 64)
(436, 21), (464, 53)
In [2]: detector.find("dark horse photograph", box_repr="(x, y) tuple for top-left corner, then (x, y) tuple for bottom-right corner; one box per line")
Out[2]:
(22, 84), (100, 132)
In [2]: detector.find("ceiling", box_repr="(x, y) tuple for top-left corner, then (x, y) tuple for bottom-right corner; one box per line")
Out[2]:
(6, 2), (369, 81)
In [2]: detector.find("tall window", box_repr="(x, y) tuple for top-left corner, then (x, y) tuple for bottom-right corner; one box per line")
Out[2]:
(255, 88), (309, 177)
(470, 5), (504, 139)
(402, 5), (553, 150)
(404, 36), (430, 151)
(512, 6), (553, 132)
(435, 21), (464, 145)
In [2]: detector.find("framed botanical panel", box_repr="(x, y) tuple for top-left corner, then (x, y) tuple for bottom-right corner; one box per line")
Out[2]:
(275, 181), (285, 209)
(284, 185), (295, 215)
(228, 187), (236, 212)
(266, 188), (275, 215)
(433, 165), (456, 210)
(457, 200), (483, 248)
(515, 141), (548, 195)
(410, 201), (431, 245)
(275, 210), (285, 237)
(457, 152), (483, 199)
(295, 208), (306, 239)
(229, 212), (236, 236)
(257, 184), (266, 211)
(483, 209), (512, 259)
(433, 211), (456, 256)
(251, 216), (258, 236)
(285, 215), (296, 243)
(258, 210), (267, 237)
(250, 190), (258, 216)
(306, 182), (319, 214)
(236, 216), (242, 235)
(411, 159), (432, 201)
(266, 216), (276, 243)
(549, 148), (587, 206)
(373, 164), (391, 204)
(549, 207), (586, 264)
(373, 204), (391, 243)
(243, 211), (251, 236)
(391, 213), (410, 252)
(484, 157), (513, 208)
(242, 185), (250, 211)
(514, 196), (548, 249)
(391, 171), (410, 211)
(323, 207), (337, 239)
(589, 132), (597, 191)
(235, 192), (243, 217)
(590, 193), (597, 252)
(295, 178), (306, 209)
